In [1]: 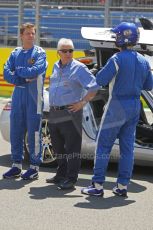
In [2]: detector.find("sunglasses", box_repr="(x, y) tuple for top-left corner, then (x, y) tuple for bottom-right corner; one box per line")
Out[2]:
(59, 49), (74, 54)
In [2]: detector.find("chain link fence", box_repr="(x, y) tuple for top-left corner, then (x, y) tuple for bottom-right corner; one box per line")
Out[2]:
(0, 0), (153, 49)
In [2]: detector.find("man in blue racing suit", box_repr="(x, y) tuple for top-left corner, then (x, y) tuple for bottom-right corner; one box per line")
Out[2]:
(3, 23), (47, 180)
(81, 22), (153, 197)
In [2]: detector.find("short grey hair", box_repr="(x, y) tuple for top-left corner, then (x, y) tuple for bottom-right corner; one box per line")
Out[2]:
(57, 38), (74, 50)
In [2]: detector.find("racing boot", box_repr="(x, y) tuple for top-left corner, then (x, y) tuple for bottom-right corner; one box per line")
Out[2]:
(81, 182), (104, 196)
(113, 183), (128, 197)
(3, 163), (22, 179)
(21, 165), (39, 180)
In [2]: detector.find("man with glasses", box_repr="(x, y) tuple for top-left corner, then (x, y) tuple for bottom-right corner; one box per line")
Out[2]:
(46, 38), (99, 189)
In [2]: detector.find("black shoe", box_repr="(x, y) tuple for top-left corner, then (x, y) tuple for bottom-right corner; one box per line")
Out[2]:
(46, 176), (64, 184)
(57, 179), (76, 190)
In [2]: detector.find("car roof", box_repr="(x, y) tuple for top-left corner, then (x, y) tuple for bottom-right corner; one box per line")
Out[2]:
(81, 27), (153, 49)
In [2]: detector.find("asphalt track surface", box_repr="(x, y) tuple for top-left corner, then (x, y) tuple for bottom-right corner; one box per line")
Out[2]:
(0, 97), (153, 230)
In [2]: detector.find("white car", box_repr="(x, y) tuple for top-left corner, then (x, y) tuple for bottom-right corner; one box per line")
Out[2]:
(0, 19), (153, 166)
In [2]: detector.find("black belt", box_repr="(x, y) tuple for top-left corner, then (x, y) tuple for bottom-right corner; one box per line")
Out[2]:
(50, 105), (69, 111)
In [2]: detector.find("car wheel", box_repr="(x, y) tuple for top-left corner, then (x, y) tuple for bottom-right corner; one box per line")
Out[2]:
(24, 119), (56, 166)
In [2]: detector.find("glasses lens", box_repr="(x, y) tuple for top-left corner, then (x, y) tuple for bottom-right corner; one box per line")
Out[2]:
(59, 49), (74, 53)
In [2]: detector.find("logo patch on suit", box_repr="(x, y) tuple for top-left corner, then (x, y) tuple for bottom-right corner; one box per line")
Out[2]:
(28, 58), (35, 64)
(123, 29), (132, 36)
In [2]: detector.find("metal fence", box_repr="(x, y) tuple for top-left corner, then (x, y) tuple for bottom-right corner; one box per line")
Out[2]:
(0, 0), (153, 50)
(1, 0), (153, 8)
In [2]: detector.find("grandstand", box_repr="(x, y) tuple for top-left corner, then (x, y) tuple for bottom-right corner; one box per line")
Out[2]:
(0, 0), (153, 49)
(0, 0), (153, 8)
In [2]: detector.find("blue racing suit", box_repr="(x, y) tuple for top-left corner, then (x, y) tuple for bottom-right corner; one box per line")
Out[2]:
(92, 49), (153, 186)
(4, 45), (47, 166)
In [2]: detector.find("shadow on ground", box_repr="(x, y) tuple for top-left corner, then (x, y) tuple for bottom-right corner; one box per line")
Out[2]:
(0, 154), (152, 209)
(27, 177), (138, 209)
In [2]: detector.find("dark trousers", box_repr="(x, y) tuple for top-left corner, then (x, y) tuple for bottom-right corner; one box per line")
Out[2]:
(48, 109), (82, 181)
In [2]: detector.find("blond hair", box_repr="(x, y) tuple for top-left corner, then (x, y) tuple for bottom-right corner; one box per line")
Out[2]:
(20, 23), (36, 34)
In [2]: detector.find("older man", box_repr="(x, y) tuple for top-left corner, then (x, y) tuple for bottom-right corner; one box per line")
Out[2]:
(46, 38), (99, 189)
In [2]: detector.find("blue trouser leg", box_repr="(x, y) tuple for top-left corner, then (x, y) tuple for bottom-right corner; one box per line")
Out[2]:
(92, 98), (125, 184)
(10, 112), (26, 163)
(27, 113), (42, 166)
(92, 124), (120, 184)
(26, 84), (43, 166)
(10, 89), (26, 163)
(10, 79), (44, 166)
(92, 98), (140, 186)
(117, 112), (140, 185)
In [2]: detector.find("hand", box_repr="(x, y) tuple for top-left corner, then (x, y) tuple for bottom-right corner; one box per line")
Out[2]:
(68, 101), (86, 112)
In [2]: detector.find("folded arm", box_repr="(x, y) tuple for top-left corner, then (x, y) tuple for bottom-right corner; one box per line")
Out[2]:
(15, 52), (47, 79)
(4, 53), (26, 85)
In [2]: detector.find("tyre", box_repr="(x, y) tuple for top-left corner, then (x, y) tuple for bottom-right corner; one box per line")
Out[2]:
(24, 118), (56, 166)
